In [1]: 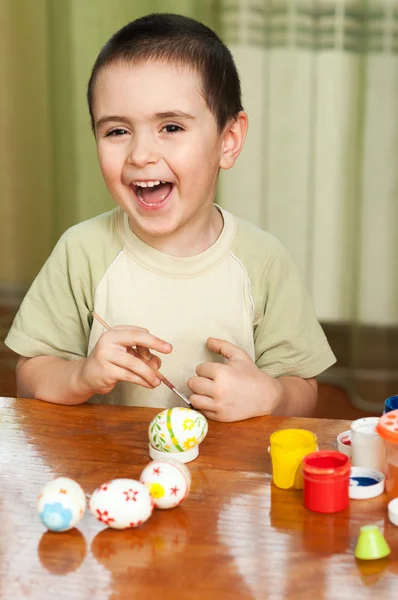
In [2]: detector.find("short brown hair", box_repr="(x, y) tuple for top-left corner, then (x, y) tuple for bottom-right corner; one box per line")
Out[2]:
(87, 13), (243, 132)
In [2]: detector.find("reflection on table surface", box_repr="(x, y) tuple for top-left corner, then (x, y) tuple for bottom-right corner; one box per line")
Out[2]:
(1, 397), (398, 600)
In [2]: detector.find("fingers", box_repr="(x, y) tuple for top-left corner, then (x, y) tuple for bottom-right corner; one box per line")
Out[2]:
(187, 375), (215, 397)
(188, 393), (215, 413)
(207, 337), (249, 361)
(147, 354), (162, 371)
(201, 410), (221, 421)
(195, 361), (226, 380)
(110, 349), (161, 388)
(93, 326), (169, 390)
(134, 346), (162, 371)
(100, 364), (159, 390)
(188, 394), (222, 422)
(107, 327), (173, 355)
(135, 344), (153, 362)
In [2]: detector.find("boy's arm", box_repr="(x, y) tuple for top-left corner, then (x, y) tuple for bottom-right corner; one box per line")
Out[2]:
(270, 375), (318, 417)
(16, 355), (94, 405)
(15, 326), (173, 405)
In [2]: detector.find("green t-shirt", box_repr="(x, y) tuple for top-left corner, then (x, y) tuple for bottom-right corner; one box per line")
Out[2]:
(5, 206), (336, 407)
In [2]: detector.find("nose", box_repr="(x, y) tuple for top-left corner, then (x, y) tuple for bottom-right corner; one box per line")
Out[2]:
(127, 132), (159, 167)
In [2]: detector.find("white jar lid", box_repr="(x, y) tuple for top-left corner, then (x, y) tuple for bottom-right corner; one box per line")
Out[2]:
(350, 417), (380, 436)
(349, 466), (385, 499)
(388, 498), (398, 526)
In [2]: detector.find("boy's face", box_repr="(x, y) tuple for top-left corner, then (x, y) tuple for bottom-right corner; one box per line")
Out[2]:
(93, 60), (230, 246)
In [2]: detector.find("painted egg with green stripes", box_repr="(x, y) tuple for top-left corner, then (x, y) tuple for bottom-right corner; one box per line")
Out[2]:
(148, 408), (208, 463)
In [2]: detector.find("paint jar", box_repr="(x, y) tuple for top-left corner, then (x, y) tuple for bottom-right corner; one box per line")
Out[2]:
(384, 395), (398, 414)
(376, 410), (398, 499)
(269, 429), (317, 490)
(302, 451), (350, 513)
(337, 430), (352, 458)
(350, 417), (385, 472)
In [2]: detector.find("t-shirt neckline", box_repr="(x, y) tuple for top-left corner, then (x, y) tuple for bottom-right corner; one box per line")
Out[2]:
(116, 205), (236, 278)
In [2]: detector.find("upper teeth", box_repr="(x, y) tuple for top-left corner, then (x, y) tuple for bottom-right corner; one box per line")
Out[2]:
(133, 180), (166, 187)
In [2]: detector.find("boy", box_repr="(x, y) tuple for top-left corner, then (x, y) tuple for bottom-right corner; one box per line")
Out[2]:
(5, 14), (335, 421)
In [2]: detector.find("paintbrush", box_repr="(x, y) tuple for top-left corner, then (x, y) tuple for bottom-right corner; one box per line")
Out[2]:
(91, 312), (192, 406)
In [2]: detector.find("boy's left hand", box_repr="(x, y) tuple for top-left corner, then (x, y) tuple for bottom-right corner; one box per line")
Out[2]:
(187, 337), (282, 421)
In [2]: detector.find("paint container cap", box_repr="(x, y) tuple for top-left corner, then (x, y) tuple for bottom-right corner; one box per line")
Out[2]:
(384, 395), (398, 414)
(351, 417), (380, 436)
(376, 410), (398, 443)
(349, 467), (385, 499)
(388, 498), (398, 527)
(337, 430), (352, 457)
(355, 525), (391, 560)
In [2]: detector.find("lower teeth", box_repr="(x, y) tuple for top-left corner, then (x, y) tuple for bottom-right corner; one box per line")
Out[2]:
(136, 186), (166, 206)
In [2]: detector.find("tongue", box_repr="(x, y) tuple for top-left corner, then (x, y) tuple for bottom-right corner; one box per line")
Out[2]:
(141, 182), (172, 204)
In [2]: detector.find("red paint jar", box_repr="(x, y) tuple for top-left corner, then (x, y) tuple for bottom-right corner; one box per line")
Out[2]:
(302, 451), (351, 513)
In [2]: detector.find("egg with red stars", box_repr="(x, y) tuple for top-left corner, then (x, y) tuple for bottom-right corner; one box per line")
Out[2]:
(140, 459), (191, 509)
(89, 479), (154, 529)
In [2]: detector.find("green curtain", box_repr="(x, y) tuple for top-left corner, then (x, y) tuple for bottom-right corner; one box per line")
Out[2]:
(218, 0), (398, 410)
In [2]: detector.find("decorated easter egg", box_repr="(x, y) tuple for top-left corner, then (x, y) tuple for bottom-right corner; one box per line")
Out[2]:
(140, 459), (191, 509)
(37, 477), (86, 532)
(148, 407), (208, 463)
(89, 479), (154, 529)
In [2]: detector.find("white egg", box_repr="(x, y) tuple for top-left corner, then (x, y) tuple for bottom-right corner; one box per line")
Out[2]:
(89, 479), (154, 529)
(37, 477), (86, 532)
(148, 407), (208, 463)
(39, 477), (86, 510)
(140, 459), (191, 509)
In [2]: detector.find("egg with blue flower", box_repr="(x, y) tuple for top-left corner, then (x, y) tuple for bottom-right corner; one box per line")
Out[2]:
(37, 477), (86, 532)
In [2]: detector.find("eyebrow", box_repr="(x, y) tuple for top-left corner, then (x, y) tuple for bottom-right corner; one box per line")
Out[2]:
(95, 111), (195, 129)
(155, 111), (195, 120)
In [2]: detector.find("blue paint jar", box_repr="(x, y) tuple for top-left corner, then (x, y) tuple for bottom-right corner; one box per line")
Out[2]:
(384, 395), (398, 414)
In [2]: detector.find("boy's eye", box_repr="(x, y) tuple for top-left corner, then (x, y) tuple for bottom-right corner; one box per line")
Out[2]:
(161, 124), (183, 134)
(105, 128), (129, 137)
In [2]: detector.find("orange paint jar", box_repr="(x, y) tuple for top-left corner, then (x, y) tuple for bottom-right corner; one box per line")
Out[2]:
(376, 410), (398, 500)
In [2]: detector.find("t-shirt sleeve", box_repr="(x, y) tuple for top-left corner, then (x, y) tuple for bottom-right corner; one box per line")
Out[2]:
(252, 239), (336, 378)
(233, 217), (336, 379)
(5, 229), (94, 360)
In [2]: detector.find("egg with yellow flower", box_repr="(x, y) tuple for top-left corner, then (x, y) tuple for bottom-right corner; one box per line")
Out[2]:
(148, 407), (208, 463)
(140, 459), (191, 509)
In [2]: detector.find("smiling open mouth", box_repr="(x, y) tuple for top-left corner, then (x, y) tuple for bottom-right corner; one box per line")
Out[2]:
(131, 181), (174, 207)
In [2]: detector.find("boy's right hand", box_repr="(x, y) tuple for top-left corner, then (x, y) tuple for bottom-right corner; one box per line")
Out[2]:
(78, 326), (172, 396)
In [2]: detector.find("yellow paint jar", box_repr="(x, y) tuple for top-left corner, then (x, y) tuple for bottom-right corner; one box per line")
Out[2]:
(270, 428), (318, 489)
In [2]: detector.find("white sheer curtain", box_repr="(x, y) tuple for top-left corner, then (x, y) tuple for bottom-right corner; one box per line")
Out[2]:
(219, 0), (398, 410)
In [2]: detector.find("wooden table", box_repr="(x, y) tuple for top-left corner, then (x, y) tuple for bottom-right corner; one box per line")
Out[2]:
(1, 398), (398, 600)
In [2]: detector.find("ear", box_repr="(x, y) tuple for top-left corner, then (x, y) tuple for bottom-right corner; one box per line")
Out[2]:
(219, 112), (248, 170)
